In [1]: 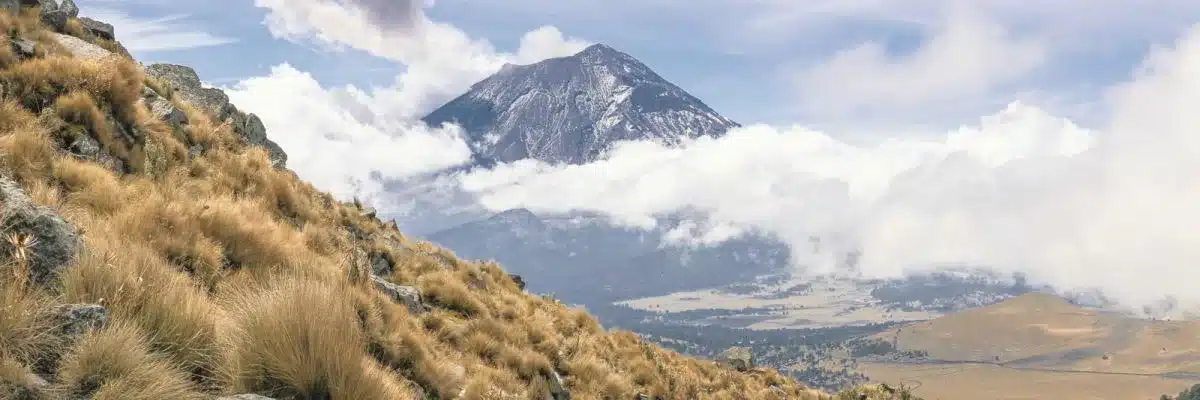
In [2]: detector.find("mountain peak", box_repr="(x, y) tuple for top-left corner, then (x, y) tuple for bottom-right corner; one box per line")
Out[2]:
(423, 44), (739, 165)
(576, 43), (622, 57)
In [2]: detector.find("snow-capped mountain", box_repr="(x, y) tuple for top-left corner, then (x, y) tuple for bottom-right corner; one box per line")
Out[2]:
(423, 43), (740, 165)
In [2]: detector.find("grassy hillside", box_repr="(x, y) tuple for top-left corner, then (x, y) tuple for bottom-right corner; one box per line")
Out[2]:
(862, 293), (1199, 399)
(0, 4), (925, 400)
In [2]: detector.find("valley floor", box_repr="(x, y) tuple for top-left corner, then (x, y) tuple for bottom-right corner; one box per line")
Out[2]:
(861, 361), (1195, 400)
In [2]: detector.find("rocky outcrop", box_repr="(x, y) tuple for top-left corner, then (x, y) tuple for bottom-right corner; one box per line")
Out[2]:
(77, 16), (112, 40)
(52, 303), (109, 338)
(49, 32), (109, 59)
(546, 369), (570, 400)
(509, 274), (526, 290)
(371, 275), (426, 315)
(0, 176), (83, 286)
(140, 86), (187, 126)
(715, 346), (755, 372)
(10, 38), (35, 57)
(36, 0), (66, 32)
(58, 0), (77, 18)
(143, 63), (288, 169)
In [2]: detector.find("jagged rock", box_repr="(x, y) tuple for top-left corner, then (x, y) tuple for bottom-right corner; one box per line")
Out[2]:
(39, 4), (66, 32)
(140, 86), (187, 126)
(369, 252), (392, 276)
(144, 63), (288, 168)
(509, 274), (526, 290)
(49, 32), (110, 59)
(144, 64), (232, 120)
(217, 395), (275, 400)
(67, 133), (124, 172)
(0, 176), (82, 285)
(635, 394), (650, 400)
(53, 304), (108, 338)
(235, 113), (287, 168)
(370, 275), (425, 315)
(715, 346), (755, 372)
(78, 17), (113, 40)
(546, 369), (570, 400)
(58, 0), (77, 18)
(11, 38), (35, 57)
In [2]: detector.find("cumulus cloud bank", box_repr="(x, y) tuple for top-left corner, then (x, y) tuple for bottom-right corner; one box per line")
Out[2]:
(225, 0), (588, 210)
(458, 25), (1200, 310)
(224, 65), (472, 207)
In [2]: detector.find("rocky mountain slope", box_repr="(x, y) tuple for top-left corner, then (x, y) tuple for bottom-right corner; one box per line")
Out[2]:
(423, 43), (740, 166)
(0, 2), (892, 399)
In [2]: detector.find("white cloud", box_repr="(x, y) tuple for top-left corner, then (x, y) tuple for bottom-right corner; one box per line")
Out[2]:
(224, 0), (589, 211)
(791, 10), (1046, 121)
(251, 0), (590, 119)
(80, 9), (236, 53)
(456, 24), (1200, 311)
(224, 64), (472, 208)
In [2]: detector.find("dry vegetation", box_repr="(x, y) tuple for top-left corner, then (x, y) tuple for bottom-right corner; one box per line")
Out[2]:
(0, 6), (870, 400)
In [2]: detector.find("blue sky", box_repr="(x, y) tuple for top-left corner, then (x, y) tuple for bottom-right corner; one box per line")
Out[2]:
(72, 1), (1200, 308)
(83, 0), (1200, 130)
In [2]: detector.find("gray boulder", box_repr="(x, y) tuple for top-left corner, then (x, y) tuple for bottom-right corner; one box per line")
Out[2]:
(370, 275), (425, 315)
(545, 369), (570, 400)
(369, 251), (392, 276)
(58, 0), (76, 18)
(0, 176), (82, 285)
(52, 303), (108, 338)
(48, 32), (110, 59)
(140, 86), (187, 126)
(39, 7), (66, 31)
(715, 346), (755, 372)
(78, 17), (113, 40)
(11, 38), (35, 57)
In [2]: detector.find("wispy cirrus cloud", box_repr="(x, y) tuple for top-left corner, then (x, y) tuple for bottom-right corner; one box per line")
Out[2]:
(77, 4), (236, 53)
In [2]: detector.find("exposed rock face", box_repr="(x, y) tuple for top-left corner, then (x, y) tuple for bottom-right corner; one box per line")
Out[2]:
(58, 0), (77, 18)
(144, 63), (288, 168)
(0, 176), (83, 286)
(716, 346), (755, 372)
(78, 16), (113, 40)
(38, 2), (66, 31)
(11, 38), (35, 57)
(140, 86), (187, 126)
(546, 369), (570, 400)
(48, 32), (109, 59)
(371, 275), (426, 315)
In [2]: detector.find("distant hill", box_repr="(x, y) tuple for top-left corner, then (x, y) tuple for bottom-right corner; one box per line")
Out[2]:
(860, 293), (1200, 399)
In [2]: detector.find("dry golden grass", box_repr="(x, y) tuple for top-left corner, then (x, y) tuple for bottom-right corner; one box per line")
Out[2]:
(53, 321), (205, 400)
(0, 7), (854, 400)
